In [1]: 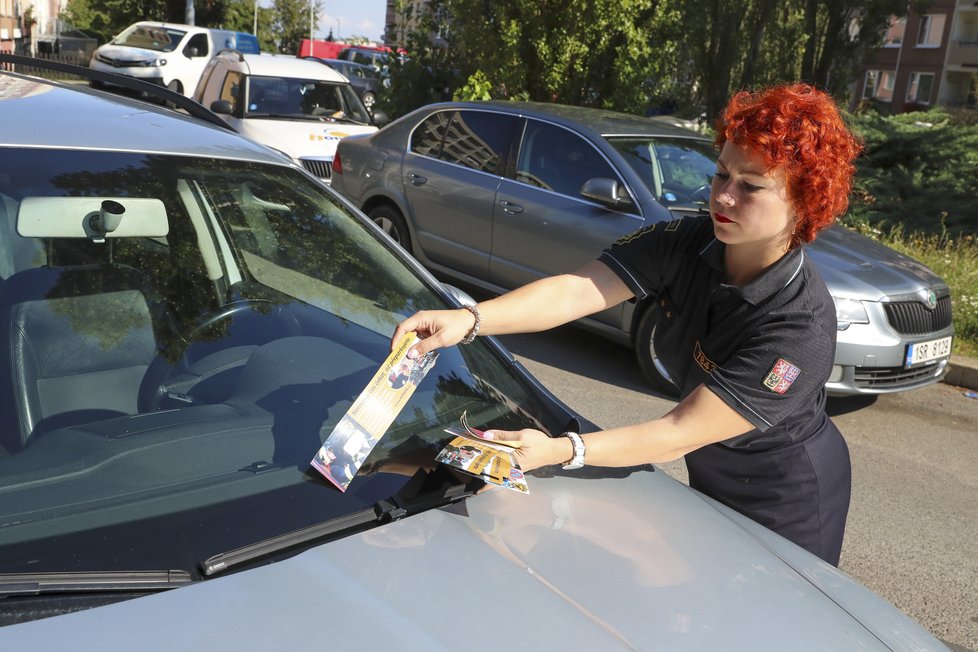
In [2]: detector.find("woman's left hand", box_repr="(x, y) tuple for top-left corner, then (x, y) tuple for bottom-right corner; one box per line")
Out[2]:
(483, 428), (570, 473)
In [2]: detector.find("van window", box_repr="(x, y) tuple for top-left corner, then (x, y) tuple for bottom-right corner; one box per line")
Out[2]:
(112, 24), (186, 53)
(184, 33), (209, 57)
(220, 71), (244, 114)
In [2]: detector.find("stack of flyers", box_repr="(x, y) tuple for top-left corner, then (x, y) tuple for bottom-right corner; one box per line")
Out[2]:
(435, 411), (529, 493)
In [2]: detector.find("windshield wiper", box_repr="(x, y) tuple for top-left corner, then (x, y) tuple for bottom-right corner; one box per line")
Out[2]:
(0, 570), (193, 598)
(201, 471), (475, 577)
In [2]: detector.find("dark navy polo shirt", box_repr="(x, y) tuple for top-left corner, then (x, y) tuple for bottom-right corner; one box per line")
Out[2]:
(599, 214), (837, 448)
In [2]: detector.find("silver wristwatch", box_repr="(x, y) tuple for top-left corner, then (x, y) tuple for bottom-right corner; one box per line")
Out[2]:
(561, 431), (586, 470)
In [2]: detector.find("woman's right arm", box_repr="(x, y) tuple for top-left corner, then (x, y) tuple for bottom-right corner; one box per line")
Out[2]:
(392, 260), (634, 357)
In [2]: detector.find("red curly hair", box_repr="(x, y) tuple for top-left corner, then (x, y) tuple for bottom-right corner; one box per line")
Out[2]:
(715, 83), (863, 248)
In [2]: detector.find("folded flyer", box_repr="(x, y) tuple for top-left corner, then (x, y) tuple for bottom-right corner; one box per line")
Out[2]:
(436, 412), (528, 493)
(310, 332), (438, 492)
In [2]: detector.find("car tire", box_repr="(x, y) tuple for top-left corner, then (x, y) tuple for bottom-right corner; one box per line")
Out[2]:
(362, 91), (376, 111)
(635, 305), (680, 397)
(369, 204), (411, 253)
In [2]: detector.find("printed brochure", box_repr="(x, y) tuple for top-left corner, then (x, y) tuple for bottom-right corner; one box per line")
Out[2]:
(435, 411), (529, 493)
(310, 332), (438, 492)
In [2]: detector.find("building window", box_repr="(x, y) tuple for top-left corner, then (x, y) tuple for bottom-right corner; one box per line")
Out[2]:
(883, 16), (906, 48)
(916, 14), (945, 48)
(906, 72), (935, 104)
(863, 69), (895, 101)
(863, 70), (879, 99)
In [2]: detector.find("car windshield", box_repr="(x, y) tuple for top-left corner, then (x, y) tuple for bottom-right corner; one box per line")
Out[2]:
(246, 76), (371, 124)
(607, 136), (717, 208)
(0, 149), (561, 578)
(111, 25), (186, 53)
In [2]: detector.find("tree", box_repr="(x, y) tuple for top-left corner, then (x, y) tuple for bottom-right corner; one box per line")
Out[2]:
(270, 0), (321, 54)
(438, 0), (683, 115)
(65, 0), (168, 44)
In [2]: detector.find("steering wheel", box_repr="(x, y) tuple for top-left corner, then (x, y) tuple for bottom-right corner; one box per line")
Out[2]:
(138, 299), (301, 412)
(690, 184), (711, 204)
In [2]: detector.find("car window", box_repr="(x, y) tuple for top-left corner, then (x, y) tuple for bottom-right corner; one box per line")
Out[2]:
(608, 136), (716, 207)
(515, 120), (622, 198)
(410, 110), (452, 158)
(438, 110), (519, 175)
(219, 70), (244, 113)
(0, 147), (559, 578)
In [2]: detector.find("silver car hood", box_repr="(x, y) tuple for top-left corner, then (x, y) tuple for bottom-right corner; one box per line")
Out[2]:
(809, 226), (947, 301)
(0, 469), (942, 650)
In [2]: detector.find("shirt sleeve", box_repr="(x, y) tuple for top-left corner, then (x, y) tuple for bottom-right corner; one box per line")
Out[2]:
(597, 216), (707, 299)
(704, 307), (835, 435)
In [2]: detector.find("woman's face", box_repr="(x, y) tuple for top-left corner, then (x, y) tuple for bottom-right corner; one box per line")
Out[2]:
(709, 141), (796, 251)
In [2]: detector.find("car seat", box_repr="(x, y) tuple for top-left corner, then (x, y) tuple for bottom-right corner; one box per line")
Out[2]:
(0, 257), (170, 451)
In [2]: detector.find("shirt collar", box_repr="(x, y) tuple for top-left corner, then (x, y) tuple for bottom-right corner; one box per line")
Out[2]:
(699, 239), (805, 306)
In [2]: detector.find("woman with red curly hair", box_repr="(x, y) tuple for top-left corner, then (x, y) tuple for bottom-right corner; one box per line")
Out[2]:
(393, 83), (862, 565)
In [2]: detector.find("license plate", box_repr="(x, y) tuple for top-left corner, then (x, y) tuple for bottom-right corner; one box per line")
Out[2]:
(904, 336), (952, 368)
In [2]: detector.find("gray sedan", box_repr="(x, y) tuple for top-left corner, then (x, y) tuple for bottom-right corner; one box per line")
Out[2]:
(331, 101), (953, 396)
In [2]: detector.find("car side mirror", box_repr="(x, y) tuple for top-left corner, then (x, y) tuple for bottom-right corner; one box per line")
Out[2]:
(210, 100), (233, 115)
(580, 178), (635, 211)
(371, 110), (389, 127)
(185, 46), (200, 58)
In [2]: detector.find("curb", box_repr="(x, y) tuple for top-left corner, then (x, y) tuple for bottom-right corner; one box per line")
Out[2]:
(945, 355), (978, 392)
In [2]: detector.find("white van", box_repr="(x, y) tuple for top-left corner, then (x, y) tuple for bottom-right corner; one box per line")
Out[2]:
(89, 22), (260, 97)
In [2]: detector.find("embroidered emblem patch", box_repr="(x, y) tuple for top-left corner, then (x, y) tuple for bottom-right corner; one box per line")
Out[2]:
(763, 358), (801, 394)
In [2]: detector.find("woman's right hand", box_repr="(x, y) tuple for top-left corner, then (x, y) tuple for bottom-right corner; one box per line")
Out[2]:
(391, 308), (477, 358)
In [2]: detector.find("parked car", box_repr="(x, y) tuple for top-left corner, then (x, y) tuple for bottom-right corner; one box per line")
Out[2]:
(193, 52), (380, 182)
(89, 22), (259, 97)
(331, 101), (954, 397)
(304, 57), (384, 111)
(0, 57), (949, 651)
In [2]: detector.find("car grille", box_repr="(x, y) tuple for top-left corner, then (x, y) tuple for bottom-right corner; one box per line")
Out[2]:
(853, 360), (946, 390)
(300, 158), (331, 180)
(95, 54), (143, 68)
(883, 295), (952, 335)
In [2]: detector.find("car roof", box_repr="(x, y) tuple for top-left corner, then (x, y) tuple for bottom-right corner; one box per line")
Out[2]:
(233, 54), (348, 82)
(421, 100), (709, 141)
(0, 71), (290, 164)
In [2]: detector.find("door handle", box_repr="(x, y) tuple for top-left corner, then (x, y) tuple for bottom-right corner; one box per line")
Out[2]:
(499, 200), (524, 214)
(408, 173), (427, 186)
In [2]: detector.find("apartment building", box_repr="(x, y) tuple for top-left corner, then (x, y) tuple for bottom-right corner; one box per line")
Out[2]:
(1, 0), (21, 54)
(856, 0), (977, 112)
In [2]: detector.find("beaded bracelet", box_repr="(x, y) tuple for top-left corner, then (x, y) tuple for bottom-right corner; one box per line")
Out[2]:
(460, 304), (481, 345)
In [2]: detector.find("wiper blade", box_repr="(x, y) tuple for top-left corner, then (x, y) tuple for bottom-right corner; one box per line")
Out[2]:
(0, 570), (193, 597)
(202, 472), (475, 577)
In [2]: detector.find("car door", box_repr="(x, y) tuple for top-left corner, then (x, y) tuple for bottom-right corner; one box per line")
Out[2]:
(491, 118), (644, 328)
(402, 109), (520, 280)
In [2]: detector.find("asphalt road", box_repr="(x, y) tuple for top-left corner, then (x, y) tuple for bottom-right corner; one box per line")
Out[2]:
(496, 325), (978, 651)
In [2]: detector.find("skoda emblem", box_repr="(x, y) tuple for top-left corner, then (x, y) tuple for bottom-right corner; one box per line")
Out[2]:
(918, 288), (937, 310)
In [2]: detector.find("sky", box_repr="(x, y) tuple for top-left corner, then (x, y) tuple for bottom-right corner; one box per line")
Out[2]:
(320, 0), (388, 43)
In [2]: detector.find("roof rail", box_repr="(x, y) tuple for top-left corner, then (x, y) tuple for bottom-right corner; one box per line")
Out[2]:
(0, 53), (236, 133)
(215, 48), (246, 62)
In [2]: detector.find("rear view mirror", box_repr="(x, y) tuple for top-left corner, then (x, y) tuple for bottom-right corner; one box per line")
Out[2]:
(580, 178), (635, 211)
(17, 197), (169, 239)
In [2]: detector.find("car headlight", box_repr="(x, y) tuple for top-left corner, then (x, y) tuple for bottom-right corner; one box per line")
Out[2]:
(833, 296), (869, 330)
(143, 58), (167, 67)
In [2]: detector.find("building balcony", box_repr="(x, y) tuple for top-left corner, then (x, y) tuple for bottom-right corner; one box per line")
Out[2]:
(947, 40), (978, 70)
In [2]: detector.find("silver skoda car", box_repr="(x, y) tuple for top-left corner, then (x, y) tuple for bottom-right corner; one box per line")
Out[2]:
(331, 101), (954, 397)
(0, 59), (947, 650)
